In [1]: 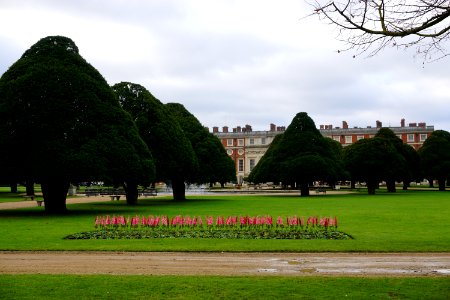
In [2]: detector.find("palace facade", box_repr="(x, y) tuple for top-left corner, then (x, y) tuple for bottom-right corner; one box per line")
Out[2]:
(212, 119), (434, 183)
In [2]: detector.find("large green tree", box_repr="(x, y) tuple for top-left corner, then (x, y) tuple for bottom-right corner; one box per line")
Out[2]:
(112, 82), (197, 200)
(165, 103), (236, 187)
(418, 130), (450, 191)
(343, 134), (406, 195)
(249, 112), (342, 196)
(374, 128), (408, 192)
(0, 36), (154, 212)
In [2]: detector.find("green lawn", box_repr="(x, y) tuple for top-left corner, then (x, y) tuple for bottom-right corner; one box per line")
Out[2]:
(1, 275), (449, 300)
(0, 186), (43, 203)
(1, 190), (449, 299)
(0, 190), (449, 252)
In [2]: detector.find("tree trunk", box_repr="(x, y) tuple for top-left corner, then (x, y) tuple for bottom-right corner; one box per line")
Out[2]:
(386, 180), (396, 193)
(438, 178), (446, 191)
(123, 181), (139, 205)
(367, 181), (377, 195)
(402, 181), (409, 190)
(428, 178), (434, 188)
(41, 180), (70, 213)
(26, 180), (35, 196)
(299, 183), (309, 197)
(172, 179), (186, 201)
(350, 180), (356, 189)
(10, 182), (18, 193)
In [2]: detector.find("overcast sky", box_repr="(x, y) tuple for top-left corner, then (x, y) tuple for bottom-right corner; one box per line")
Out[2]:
(1, 0), (449, 132)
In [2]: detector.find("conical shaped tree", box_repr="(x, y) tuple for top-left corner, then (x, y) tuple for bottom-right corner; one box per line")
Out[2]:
(0, 36), (154, 212)
(112, 82), (198, 200)
(165, 103), (236, 187)
(249, 112), (341, 196)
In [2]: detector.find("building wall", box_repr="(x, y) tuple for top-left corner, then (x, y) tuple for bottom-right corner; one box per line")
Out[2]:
(213, 120), (434, 181)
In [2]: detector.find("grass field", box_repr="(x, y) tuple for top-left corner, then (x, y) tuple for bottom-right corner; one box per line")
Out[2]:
(1, 275), (449, 299)
(1, 190), (449, 299)
(0, 190), (449, 252)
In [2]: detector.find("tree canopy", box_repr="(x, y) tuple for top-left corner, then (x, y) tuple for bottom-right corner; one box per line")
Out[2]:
(249, 112), (342, 196)
(112, 82), (198, 200)
(343, 132), (406, 194)
(312, 0), (450, 61)
(418, 130), (450, 190)
(373, 128), (408, 192)
(0, 36), (155, 212)
(165, 103), (236, 186)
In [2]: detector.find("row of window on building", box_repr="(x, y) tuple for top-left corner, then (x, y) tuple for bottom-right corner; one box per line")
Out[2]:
(225, 133), (428, 148)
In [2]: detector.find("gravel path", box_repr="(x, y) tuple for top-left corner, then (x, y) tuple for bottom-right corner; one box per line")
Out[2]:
(1, 251), (450, 276)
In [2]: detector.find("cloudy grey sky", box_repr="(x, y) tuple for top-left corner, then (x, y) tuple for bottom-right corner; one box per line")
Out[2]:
(1, 0), (449, 132)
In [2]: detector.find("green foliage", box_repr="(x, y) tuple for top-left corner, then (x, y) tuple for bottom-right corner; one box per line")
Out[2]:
(112, 82), (197, 200)
(419, 130), (450, 190)
(249, 112), (343, 194)
(0, 36), (154, 212)
(65, 228), (351, 240)
(165, 103), (236, 185)
(344, 135), (407, 194)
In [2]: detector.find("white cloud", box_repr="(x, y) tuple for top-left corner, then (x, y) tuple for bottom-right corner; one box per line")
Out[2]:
(0, 0), (449, 132)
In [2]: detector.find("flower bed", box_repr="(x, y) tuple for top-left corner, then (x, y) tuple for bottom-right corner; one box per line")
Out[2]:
(65, 215), (352, 240)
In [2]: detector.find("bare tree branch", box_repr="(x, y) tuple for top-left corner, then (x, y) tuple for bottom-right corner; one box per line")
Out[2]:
(310, 0), (450, 61)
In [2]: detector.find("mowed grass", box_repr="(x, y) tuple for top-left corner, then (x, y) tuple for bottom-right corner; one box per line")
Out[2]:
(0, 190), (449, 252)
(1, 275), (449, 300)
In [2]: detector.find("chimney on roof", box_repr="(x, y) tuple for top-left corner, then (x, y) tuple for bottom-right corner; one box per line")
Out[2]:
(409, 123), (417, 127)
(213, 126), (219, 133)
(222, 126), (228, 133)
(401, 118), (405, 127)
(320, 125), (324, 129)
(418, 122), (426, 128)
(342, 121), (348, 129)
(376, 120), (382, 128)
(270, 123), (276, 132)
(244, 124), (252, 132)
(236, 126), (241, 133)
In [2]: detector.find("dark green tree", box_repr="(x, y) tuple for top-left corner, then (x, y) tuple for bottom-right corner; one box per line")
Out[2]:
(400, 143), (421, 190)
(0, 36), (154, 212)
(418, 130), (450, 191)
(374, 128), (408, 192)
(112, 82), (197, 200)
(165, 103), (236, 187)
(249, 112), (341, 196)
(343, 135), (406, 195)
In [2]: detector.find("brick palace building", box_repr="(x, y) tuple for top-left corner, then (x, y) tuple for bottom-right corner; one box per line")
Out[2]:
(212, 119), (434, 183)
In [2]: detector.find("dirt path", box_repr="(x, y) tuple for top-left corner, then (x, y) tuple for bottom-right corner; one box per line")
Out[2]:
(1, 251), (449, 276)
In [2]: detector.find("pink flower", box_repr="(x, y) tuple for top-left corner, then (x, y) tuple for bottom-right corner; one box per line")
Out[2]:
(216, 216), (224, 226)
(330, 217), (337, 227)
(276, 216), (283, 226)
(206, 216), (214, 226)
